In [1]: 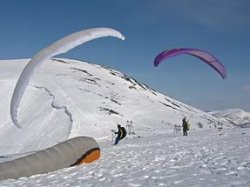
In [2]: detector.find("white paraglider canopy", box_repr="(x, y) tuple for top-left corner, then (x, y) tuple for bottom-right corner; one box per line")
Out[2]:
(10, 27), (125, 128)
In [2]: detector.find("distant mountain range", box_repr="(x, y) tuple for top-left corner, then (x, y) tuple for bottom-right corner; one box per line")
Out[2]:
(210, 109), (250, 128)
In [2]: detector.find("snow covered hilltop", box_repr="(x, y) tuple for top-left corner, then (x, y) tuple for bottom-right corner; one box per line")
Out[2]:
(210, 109), (250, 128)
(0, 58), (236, 154)
(0, 58), (250, 186)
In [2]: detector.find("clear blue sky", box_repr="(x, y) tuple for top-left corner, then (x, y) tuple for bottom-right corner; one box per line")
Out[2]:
(0, 0), (249, 111)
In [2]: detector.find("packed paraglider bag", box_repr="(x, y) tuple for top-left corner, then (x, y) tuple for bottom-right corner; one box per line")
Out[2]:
(120, 127), (127, 139)
(187, 122), (190, 131)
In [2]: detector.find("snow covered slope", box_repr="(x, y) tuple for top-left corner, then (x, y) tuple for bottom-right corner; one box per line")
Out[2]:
(0, 59), (250, 186)
(0, 128), (249, 186)
(0, 58), (231, 154)
(210, 109), (250, 128)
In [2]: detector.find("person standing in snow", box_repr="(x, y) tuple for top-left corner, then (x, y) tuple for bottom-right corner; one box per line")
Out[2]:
(113, 124), (127, 145)
(182, 117), (189, 136)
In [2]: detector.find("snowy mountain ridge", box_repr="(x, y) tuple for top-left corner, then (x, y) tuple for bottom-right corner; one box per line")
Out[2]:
(0, 58), (232, 155)
(210, 109), (250, 127)
(0, 58), (250, 186)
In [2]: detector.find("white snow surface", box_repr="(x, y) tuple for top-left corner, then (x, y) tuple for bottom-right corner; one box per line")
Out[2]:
(0, 58), (249, 186)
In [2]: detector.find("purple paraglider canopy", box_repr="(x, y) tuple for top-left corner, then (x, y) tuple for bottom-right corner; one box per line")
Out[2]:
(154, 48), (227, 79)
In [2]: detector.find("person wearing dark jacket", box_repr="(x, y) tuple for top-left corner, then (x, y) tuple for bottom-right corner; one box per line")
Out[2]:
(182, 117), (189, 136)
(113, 124), (127, 145)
